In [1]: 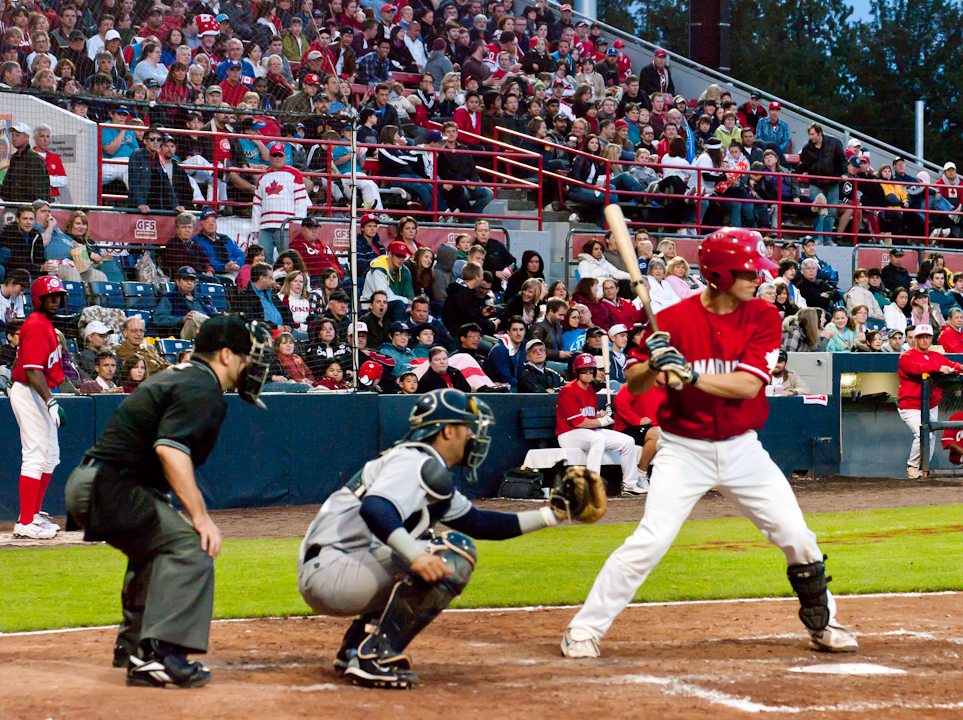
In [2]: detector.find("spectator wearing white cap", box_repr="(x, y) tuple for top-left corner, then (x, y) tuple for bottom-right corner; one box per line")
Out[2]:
(76, 320), (114, 381)
(936, 161), (962, 216)
(0, 123), (51, 204)
(518, 339), (564, 393)
(608, 323), (629, 385)
(897, 323), (963, 479)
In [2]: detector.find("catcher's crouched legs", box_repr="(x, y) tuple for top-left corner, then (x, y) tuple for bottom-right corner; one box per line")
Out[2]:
(345, 532), (477, 689)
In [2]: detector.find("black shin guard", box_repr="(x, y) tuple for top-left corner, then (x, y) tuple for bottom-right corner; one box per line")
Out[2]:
(787, 558), (831, 631)
(358, 532), (477, 665)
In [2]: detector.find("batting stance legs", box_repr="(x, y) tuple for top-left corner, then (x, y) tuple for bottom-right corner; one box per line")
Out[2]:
(565, 431), (853, 655)
(558, 428), (640, 489)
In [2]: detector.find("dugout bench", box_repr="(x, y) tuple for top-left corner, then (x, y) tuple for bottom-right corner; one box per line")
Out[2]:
(518, 406), (624, 470)
(919, 373), (963, 479)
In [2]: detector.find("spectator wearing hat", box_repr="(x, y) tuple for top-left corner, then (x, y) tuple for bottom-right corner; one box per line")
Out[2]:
(936, 162), (962, 212)
(406, 295), (455, 351)
(607, 323), (630, 385)
(882, 329), (904, 353)
(377, 321), (417, 377)
(155, 266), (218, 340)
(0, 123), (51, 204)
(219, 58), (249, 106)
(769, 350), (811, 396)
(355, 213), (386, 275)
(60, 30), (96, 84)
(317, 288), (350, 343)
(361, 240), (415, 321)
(76, 320), (113, 381)
(897, 324), (963, 478)
(289, 218), (344, 285)
(881, 248), (912, 293)
(417, 346), (472, 392)
(638, 48), (674, 97)
(251, 142), (307, 262)
(736, 91), (767, 132)
(192, 209), (244, 279)
(281, 72), (322, 113)
(99, 107), (138, 189)
(518, 338), (564, 393)
(238, 262), (295, 332)
(756, 101), (790, 160)
(484, 315), (526, 390)
(129, 126), (183, 214)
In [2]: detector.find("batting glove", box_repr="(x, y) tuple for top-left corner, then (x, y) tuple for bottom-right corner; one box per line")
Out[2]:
(597, 413), (614, 428)
(648, 346), (685, 371)
(46, 397), (66, 428)
(644, 331), (672, 356)
(660, 360), (700, 387)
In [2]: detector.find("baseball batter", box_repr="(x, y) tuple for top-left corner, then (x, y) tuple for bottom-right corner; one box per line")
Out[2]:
(10, 276), (67, 540)
(556, 353), (645, 497)
(896, 323), (962, 479)
(561, 228), (858, 658)
(298, 388), (603, 689)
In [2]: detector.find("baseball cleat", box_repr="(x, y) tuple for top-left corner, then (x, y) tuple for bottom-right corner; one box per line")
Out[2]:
(35, 512), (60, 533)
(621, 483), (647, 497)
(343, 655), (419, 689)
(127, 653), (212, 688)
(561, 627), (600, 658)
(809, 622), (859, 653)
(13, 521), (57, 539)
(113, 645), (131, 668)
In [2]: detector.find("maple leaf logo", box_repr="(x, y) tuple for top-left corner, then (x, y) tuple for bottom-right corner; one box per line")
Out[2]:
(265, 180), (284, 196)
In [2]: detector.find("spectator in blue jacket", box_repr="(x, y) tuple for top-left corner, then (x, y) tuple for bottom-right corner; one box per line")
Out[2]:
(799, 236), (838, 287)
(128, 128), (182, 214)
(484, 315), (527, 389)
(192, 209), (245, 279)
(377, 321), (417, 377)
(756, 101), (791, 160)
(154, 266), (218, 339)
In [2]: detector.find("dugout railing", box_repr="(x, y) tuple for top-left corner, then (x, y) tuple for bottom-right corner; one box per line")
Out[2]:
(919, 374), (963, 478)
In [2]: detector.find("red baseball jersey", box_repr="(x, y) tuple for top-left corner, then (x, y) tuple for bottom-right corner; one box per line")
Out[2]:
(613, 382), (665, 432)
(11, 312), (64, 389)
(941, 411), (963, 464)
(626, 295), (781, 441)
(897, 348), (962, 410)
(555, 380), (598, 435)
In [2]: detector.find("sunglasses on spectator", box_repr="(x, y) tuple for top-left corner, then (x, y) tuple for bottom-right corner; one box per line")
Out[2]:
(146, 135), (162, 142)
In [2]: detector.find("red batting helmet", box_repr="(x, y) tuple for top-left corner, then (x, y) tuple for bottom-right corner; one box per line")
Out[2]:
(698, 228), (779, 292)
(31, 275), (67, 312)
(573, 353), (595, 371)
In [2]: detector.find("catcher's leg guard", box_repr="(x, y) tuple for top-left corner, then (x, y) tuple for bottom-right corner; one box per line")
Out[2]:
(347, 532), (476, 688)
(787, 558), (830, 631)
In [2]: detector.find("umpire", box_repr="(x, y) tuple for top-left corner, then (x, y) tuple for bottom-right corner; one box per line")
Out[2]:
(65, 314), (273, 689)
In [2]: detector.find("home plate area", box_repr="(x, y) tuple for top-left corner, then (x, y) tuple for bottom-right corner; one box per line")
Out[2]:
(2, 594), (962, 720)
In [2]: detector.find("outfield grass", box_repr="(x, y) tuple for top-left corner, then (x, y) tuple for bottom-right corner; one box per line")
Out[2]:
(2, 505), (962, 633)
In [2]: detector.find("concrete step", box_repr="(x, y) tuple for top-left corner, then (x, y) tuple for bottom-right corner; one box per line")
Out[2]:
(507, 198), (538, 211)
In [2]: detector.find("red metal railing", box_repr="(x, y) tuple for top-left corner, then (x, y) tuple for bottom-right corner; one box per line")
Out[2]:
(97, 123), (542, 228)
(493, 125), (959, 245)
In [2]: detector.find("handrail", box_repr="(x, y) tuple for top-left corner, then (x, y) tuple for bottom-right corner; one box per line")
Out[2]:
(522, 0), (940, 174)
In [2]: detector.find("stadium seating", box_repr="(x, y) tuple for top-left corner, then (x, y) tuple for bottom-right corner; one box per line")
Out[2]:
(156, 338), (193, 364)
(197, 283), (231, 314)
(122, 282), (159, 311)
(88, 281), (126, 310)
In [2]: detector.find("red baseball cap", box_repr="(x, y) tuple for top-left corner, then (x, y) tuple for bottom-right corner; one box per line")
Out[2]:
(360, 213), (379, 225)
(388, 240), (410, 256)
(615, 119), (628, 129)
(268, 142), (285, 155)
(302, 73), (320, 85)
(613, 40), (625, 49)
(560, 3), (572, 10)
(769, 101), (782, 110)
(573, 353), (595, 371)
(381, 3), (396, 12)
(653, 49), (668, 58)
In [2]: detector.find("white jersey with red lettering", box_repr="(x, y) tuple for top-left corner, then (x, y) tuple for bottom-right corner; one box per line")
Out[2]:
(251, 166), (308, 231)
(11, 312), (64, 388)
(625, 294), (781, 441)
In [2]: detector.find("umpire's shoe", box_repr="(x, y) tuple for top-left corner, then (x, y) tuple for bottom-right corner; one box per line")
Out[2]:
(127, 639), (212, 688)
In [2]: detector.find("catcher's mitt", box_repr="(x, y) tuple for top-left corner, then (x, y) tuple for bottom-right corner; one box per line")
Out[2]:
(549, 466), (607, 523)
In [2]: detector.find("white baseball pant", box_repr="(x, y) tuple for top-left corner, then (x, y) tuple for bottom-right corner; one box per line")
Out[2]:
(558, 428), (640, 487)
(897, 406), (939, 470)
(101, 160), (129, 187)
(9, 382), (60, 479)
(299, 543), (414, 617)
(568, 429), (834, 642)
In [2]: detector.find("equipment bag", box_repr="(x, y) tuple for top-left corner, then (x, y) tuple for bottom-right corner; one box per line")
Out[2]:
(497, 467), (544, 499)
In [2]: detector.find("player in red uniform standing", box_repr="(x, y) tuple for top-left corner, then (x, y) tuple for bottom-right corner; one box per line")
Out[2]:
(897, 324), (962, 479)
(561, 228), (858, 658)
(556, 353), (645, 497)
(9, 276), (68, 539)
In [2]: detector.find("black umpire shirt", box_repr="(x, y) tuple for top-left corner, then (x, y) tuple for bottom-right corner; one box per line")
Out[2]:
(86, 359), (228, 492)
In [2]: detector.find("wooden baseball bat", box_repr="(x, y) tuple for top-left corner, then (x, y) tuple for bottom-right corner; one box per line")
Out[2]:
(600, 334), (612, 409)
(604, 204), (683, 390)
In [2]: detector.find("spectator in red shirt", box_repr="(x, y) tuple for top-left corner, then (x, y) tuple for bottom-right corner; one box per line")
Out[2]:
(453, 90), (482, 136)
(938, 307), (963, 354)
(219, 59), (249, 106)
(289, 217), (344, 284)
(613, 372), (666, 487)
(32, 125), (67, 200)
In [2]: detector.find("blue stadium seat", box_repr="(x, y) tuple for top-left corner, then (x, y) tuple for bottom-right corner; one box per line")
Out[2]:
(88, 281), (126, 309)
(197, 283), (230, 314)
(123, 282), (159, 311)
(22, 291), (31, 317)
(65, 338), (78, 356)
(156, 339), (193, 358)
(59, 281), (88, 315)
(127, 310), (154, 336)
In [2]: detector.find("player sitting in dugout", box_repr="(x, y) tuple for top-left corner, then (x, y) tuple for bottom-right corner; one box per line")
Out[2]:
(297, 388), (606, 689)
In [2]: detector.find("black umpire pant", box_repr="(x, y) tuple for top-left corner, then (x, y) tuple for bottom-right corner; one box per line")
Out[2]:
(65, 460), (215, 655)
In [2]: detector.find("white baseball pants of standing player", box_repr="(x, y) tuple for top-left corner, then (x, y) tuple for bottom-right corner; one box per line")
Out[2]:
(9, 382), (60, 479)
(897, 406), (938, 469)
(557, 428), (640, 487)
(568, 429), (836, 642)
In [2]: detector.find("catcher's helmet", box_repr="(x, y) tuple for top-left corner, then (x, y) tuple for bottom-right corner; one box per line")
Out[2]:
(407, 389), (494, 474)
(31, 275), (67, 312)
(698, 227), (779, 292)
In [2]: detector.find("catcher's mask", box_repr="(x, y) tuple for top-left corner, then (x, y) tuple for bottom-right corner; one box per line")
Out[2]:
(407, 389), (494, 478)
(194, 315), (273, 409)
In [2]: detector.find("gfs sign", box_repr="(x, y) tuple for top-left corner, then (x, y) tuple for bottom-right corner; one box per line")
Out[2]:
(134, 219), (157, 240)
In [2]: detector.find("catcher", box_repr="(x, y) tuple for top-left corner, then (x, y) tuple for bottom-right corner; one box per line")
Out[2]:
(297, 388), (605, 689)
